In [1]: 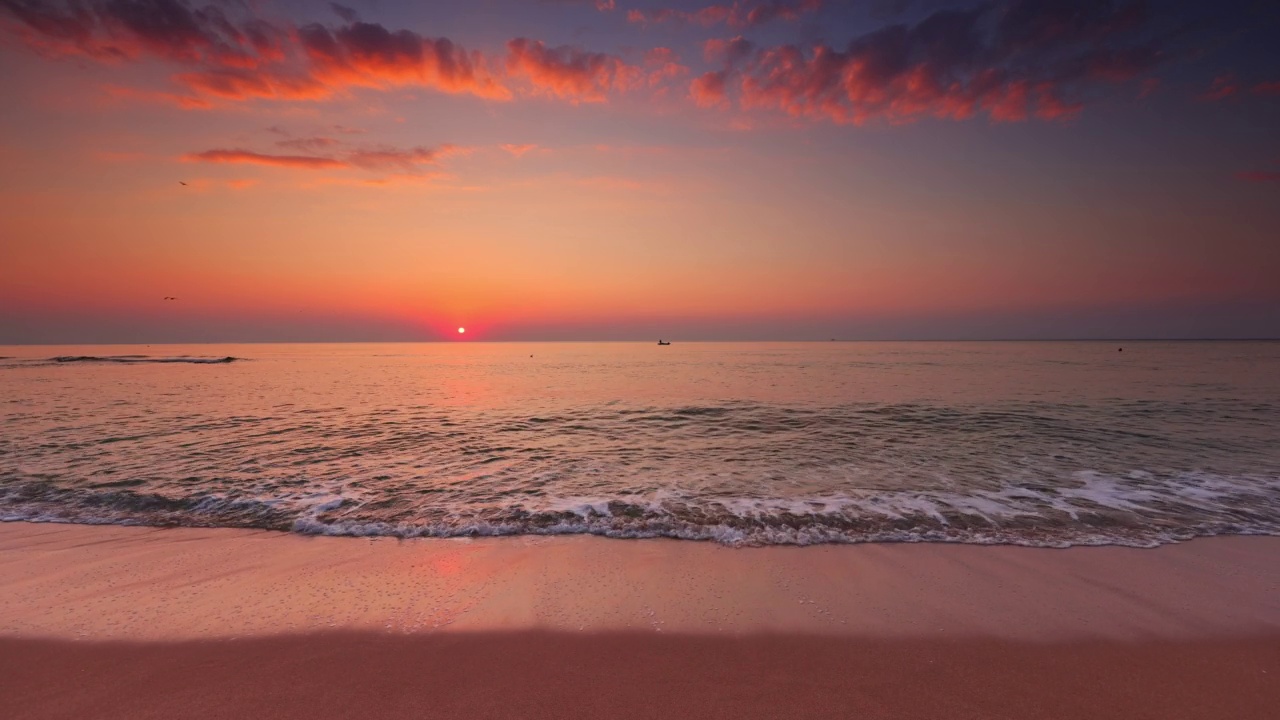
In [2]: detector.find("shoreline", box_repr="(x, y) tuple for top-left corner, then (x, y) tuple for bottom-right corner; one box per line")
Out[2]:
(4, 521), (1278, 641)
(6, 509), (1276, 549)
(3, 522), (1278, 718)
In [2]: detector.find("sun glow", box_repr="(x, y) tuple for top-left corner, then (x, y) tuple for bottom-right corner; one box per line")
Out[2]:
(457, 327), (466, 334)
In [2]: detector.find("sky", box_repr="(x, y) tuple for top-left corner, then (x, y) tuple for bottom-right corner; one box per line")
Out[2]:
(0, 0), (1278, 343)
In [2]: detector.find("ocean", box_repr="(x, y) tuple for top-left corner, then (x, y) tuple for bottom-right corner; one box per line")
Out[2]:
(2, 341), (1278, 547)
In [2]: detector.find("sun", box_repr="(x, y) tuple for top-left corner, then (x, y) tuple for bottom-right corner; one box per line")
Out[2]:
(457, 327), (466, 334)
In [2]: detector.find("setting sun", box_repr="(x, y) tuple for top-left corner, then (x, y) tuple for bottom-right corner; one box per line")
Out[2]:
(457, 327), (466, 335)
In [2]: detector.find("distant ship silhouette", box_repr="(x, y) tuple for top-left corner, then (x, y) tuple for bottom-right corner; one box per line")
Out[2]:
(657, 340), (670, 346)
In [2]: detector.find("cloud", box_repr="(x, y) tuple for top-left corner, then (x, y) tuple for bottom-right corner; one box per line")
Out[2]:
(505, 38), (640, 102)
(183, 143), (453, 171)
(3, 2), (697, 105)
(345, 146), (452, 171)
(1237, 170), (1280, 184)
(627, 1), (820, 29)
(540, 0), (616, 11)
(1253, 81), (1280, 96)
(690, 71), (730, 108)
(1238, 159), (1280, 184)
(275, 136), (342, 153)
(100, 83), (211, 109)
(643, 46), (689, 89)
(703, 37), (754, 66)
(183, 149), (347, 169)
(711, 1), (1172, 125)
(296, 21), (510, 100)
(1199, 75), (1238, 102)
(0, 1), (508, 103)
(0, 0), (290, 66)
(175, 68), (331, 102)
(3, 2), (691, 108)
(500, 143), (538, 157)
(329, 3), (359, 24)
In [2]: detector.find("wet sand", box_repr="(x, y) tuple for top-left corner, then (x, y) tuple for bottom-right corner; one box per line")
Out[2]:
(4, 633), (1278, 720)
(2, 523), (1279, 718)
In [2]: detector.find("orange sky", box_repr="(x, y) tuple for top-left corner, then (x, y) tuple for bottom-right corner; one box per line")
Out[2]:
(1, 1), (1278, 341)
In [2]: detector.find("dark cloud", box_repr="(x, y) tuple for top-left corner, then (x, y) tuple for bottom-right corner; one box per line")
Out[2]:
(0, 1), (509, 101)
(0, 0), (289, 66)
(1, 0), (1262, 117)
(538, 0), (615, 10)
(627, 0), (820, 29)
(713, 1), (1182, 125)
(703, 36), (754, 66)
(2, 1), (672, 104)
(328, 3), (358, 24)
(869, 0), (912, 22)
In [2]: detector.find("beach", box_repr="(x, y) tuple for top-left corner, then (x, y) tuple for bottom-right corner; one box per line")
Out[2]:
(2, 523), (1277, 719)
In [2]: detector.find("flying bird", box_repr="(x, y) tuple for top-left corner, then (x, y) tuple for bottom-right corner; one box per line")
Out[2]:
(163, 297), (177, 301)
(178, 181), (187, 186)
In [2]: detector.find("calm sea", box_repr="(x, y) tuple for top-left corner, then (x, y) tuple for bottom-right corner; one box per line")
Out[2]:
(2, 342), (1278, 547)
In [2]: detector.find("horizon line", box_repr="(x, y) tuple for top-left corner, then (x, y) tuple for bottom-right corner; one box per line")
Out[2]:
(3, 338), (1279, 346)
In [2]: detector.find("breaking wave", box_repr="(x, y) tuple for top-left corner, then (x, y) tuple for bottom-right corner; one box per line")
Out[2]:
(3, 468), (1278, 548)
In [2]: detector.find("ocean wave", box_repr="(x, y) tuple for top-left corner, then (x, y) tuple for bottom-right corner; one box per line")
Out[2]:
(50, 355), (240, 364)
(3, 472), (1278, 548)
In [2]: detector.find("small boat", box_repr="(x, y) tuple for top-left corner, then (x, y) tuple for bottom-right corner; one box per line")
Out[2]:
(657, 340), (670, 346)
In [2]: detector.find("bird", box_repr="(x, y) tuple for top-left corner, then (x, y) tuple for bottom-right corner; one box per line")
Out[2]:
(163, 297), (177, 301)
(178, 181), (187, 186)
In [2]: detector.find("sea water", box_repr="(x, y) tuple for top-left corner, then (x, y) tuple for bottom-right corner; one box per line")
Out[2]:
(2, 341), (1278, 546)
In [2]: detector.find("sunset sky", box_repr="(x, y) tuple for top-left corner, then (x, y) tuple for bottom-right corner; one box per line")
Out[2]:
(1, 0), (1278, 342)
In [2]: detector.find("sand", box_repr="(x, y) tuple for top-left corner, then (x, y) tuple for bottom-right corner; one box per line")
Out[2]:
(1, 523), (1278, 718)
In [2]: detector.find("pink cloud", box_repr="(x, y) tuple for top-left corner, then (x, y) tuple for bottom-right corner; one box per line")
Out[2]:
(691, 71), (730, 108)
(644, 47), (689, 88)
(1237, 170), (1280, 184)
(182, 149), (347, 170)
(183, 143), (452, 171)
(500, 144), (538, 157)
(505, 38), (640, 102)
(1199, 75), (1238, 102)
(101, 84), (211, 109)
(296, 22), (510, 101)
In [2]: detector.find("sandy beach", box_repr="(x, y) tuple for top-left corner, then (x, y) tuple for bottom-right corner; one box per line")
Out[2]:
(2, 523), (1278, 719)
